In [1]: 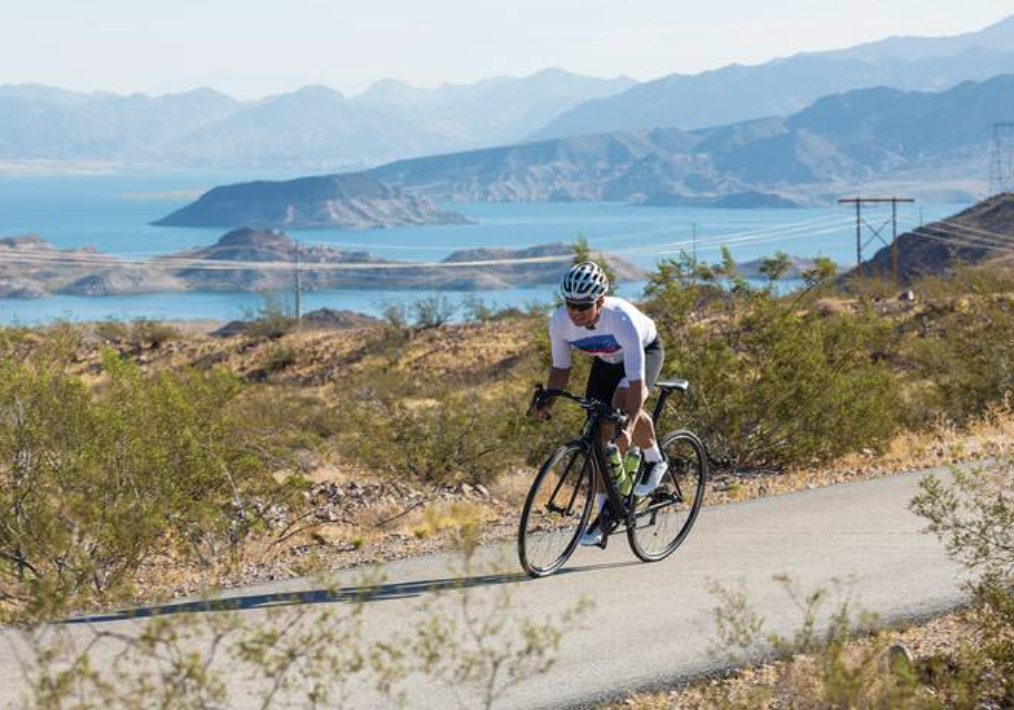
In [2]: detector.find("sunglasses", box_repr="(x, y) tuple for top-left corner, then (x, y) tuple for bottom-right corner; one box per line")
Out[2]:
(565, 300), (596, 312)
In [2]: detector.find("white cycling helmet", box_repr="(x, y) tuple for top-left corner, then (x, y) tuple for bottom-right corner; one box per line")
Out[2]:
(561, 261), (609, 302)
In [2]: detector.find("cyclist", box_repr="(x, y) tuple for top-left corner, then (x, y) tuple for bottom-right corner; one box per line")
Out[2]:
(530, 261), (666, 545)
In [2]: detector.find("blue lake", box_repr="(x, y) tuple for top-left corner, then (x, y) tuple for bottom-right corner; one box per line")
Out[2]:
(0, 172), (968, 324)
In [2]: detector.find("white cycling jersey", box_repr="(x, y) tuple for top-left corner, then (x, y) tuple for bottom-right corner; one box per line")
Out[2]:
(549, 296), (658, 383)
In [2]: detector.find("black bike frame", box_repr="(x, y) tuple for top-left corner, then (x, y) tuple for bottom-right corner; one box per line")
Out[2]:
(585, 385), (682, 537)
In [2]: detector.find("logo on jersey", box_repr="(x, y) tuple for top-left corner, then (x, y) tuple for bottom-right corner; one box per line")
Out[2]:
(569, 335), (621, 356)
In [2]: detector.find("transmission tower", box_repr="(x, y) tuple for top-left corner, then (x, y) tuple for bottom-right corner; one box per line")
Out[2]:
(989, 122), (1014, 197)
(838, 197), (915, 281)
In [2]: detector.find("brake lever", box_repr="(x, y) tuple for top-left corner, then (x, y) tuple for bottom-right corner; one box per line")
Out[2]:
(527, 384), (552, 420)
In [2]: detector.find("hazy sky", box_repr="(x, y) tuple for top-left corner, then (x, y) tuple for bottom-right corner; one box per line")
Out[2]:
(2, 0), (1012, 98)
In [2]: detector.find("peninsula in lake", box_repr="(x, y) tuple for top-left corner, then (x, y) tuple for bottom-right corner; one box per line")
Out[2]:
(153, 173), (470, 229)
(0, 229), (643, 298)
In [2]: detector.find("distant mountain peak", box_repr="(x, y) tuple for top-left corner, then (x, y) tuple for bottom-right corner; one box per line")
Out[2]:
(291, 84), (345, 100)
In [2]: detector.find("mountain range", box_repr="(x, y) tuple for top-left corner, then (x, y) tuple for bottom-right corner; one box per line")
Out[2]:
(530, 14), (1014, 140)
(0, 70), (632, 170)
(4, 14), (1014, 173)
(366, 74), (1013, 205)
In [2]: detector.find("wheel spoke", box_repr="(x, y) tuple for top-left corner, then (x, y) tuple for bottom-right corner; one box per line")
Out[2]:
(519, 446), (593, 577)
(627, 431), (706, 562)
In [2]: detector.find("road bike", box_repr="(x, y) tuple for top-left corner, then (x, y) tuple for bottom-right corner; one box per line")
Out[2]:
(518, 380), (707, 578)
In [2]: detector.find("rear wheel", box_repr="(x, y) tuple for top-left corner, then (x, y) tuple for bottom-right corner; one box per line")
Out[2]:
(518, 444), (595, 578)
(627, 430), (707, 562)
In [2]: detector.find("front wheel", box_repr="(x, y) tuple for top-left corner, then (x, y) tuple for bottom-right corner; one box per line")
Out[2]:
(518, 443), (595, 578)
(627, 430), (707, 563)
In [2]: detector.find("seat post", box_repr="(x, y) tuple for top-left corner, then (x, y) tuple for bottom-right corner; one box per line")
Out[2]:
(651, 389), (670, 426)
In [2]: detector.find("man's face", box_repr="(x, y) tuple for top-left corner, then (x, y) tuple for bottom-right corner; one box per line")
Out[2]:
(565, 296), (604, 327)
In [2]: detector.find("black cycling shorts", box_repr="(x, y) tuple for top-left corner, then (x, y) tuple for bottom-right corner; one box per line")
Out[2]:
(585, 337), (664, 405)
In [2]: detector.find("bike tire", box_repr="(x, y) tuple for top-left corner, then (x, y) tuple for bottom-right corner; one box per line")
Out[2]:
(518, 443), (595, 578)
(627, 430), (707, 563)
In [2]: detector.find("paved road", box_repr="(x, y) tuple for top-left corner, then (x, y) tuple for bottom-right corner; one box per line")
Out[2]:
(1, 465), (972, 710)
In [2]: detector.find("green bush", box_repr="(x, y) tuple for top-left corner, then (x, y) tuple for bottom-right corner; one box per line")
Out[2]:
(911, 460), (1014, 706)
(643, 257), (903, 470)
(129, 318), (182, 348)
(412, 295), (459, 329)
(907, 294), (1014, 424)
(912, 263), (1014, 301)
(262, 342), (298, 373)
(93, 319), (130, 343)
(0, 343), (306, 619)
(345, 390), (515, 485)
(243, 292), (297, 340)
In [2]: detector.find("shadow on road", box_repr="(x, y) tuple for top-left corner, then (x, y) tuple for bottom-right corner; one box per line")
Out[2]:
(63, 560), (638, 625)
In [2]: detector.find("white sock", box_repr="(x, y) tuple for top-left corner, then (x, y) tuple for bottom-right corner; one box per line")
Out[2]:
(595, 492), (607, 512)
(644, 444), (662, 463)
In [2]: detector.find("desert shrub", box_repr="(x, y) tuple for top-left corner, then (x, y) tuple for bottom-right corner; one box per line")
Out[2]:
(643, 256), (903, 470)
(346, 391), (517, 485)
(911, 460), (1014, 706)
(412, 295), (459, 329)
(393, 542), (592, 710)
(0, 347), (306, 619)
(234, 387), (342, 441)
(841, 273), (903, 300)
(913, 263), (1014, 300)
(907, 294), (1014, 424)
(335, 361), (586, 486)
(461, 295), (498, 323)
(92, 319), (130, 342)
(460, 295), (530, 324)
(243, 292), (297, 339)
(262, 342), (298, 373)
(705, 577), (940, 710)
(129, 317), (182, 348)
(16, 545), (586, 710)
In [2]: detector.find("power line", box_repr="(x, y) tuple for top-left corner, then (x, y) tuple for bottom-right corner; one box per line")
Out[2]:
(908, 226), (1014, 254)
(911, 223), (1014, 251)
(0, 216), (856, 272)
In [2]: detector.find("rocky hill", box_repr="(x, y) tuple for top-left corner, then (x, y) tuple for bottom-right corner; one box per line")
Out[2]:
(0, 235), (181, 298)
(851, 193), (1014, 283)
(153, 173), (470, 229)
(0, 229), (644, 297)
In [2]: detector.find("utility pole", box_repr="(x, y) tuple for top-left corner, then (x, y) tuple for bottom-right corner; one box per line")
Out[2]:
(293, 238), (302, 323)
(989, 122), (1014, 197)
(838, 197), (915, 282)
(691, 222), (699, 285)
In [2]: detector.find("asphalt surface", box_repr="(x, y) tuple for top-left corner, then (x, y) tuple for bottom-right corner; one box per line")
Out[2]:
(0, 464), (972, 710)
